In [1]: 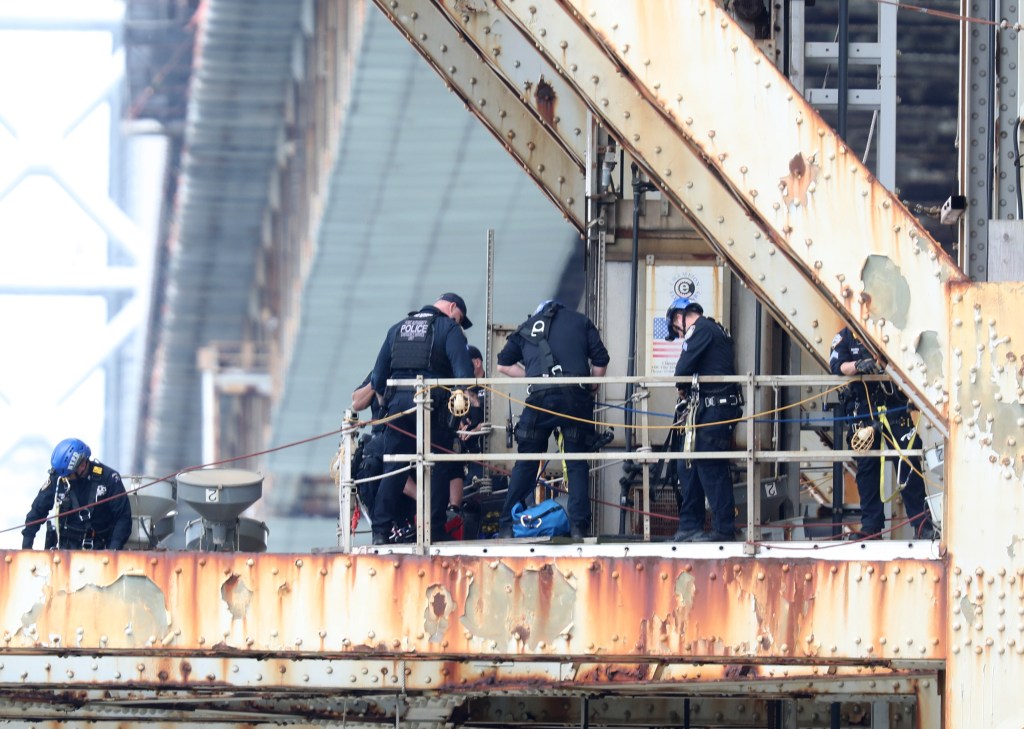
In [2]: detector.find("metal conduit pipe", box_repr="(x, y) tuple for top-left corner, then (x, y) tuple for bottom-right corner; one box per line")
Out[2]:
(620, 164), (657, 534)
(838, 0), (849, 139)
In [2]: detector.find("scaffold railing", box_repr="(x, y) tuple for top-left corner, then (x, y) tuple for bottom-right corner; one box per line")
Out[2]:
(333, 374), (942, 553)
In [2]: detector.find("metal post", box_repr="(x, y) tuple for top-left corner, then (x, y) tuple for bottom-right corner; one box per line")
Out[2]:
(838, 0), (849, 139)
(414, 376), (429, 549)
(639, 384), (651, 541)
(744, 373), (757, 553)
(827, 401), (845, 538)
(339, 408), (356, 551)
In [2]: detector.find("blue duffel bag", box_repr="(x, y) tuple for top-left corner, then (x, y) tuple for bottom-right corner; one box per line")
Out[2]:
(511, 498), (570, 538)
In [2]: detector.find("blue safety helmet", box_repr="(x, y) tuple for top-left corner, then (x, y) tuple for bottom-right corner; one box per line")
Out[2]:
(664, 297), (704, 341)
(51, 438), (91, 478)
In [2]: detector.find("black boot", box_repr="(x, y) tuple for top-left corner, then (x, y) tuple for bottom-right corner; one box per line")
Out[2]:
(371, 531), (390, 545)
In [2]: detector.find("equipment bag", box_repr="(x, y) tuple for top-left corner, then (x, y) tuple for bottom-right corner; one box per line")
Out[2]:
(511, 498), (570, 538)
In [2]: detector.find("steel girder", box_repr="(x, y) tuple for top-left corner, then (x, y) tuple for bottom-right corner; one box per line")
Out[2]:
(473, 0), (964, 429)
(0, 547), (945, 722)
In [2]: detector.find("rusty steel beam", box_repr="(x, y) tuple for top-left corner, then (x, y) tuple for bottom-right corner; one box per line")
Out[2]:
(945, 282), (1024, 728)
(370, 0), (586, 229)
(0, 654), (934, 696)
(487, 0), (964, 427)
(0, 550), (944, 665)
(421, 0), (845, 366)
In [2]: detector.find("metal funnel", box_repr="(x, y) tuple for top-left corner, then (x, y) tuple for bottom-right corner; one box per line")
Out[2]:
(124, 477), (178, 551)
(126, 477), (176, 524)
(176, 468), (262, 524)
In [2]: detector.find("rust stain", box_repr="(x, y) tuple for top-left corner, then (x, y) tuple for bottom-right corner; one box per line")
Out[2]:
(424, 584), (454, 642)
(460, 561), (575, 651)
(0, 551), (945, 664)
(534, 77), (557, 127)
(779, 152), (817, 207)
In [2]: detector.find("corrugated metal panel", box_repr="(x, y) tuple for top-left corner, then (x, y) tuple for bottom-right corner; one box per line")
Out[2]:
(144, 0), (304, 476)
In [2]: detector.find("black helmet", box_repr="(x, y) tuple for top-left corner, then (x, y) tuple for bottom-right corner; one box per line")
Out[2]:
(664, 297), (703, 341)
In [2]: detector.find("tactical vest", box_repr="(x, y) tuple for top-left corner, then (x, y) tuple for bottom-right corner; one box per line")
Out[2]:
(56, 467), (105, 546)
(517, 302), (563, 376)
(390, 312), (438, 372)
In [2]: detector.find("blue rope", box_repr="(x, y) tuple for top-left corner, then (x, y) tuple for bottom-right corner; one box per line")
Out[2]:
(596, 401), (910, 424)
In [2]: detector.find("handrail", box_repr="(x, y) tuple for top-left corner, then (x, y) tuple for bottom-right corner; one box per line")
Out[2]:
(335, 373), (941, 552)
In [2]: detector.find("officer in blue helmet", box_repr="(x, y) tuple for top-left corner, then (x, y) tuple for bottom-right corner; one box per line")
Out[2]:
(666, 296), (742, 542)
(22, 438), (132, 550)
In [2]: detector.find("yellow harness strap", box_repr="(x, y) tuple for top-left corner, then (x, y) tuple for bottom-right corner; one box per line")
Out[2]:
(876, 406), (916, 504)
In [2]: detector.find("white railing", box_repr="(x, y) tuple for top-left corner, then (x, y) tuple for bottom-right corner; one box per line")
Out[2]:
(334, 374), (937, 553)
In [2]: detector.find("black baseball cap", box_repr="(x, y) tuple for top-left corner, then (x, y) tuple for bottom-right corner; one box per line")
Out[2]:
(467, 345), (482, 360)
(439, 292), (473, 329)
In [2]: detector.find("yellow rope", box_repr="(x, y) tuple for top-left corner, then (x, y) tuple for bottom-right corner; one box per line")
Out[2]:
(471, 381), (850, 431)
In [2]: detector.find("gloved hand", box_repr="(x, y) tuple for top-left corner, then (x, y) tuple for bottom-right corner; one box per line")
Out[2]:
(854, 358), (883, 375)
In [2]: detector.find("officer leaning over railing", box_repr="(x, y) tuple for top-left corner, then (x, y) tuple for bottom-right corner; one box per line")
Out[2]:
(22, 437), (132, 550)
(666, 297), (742, 543)
(369, 293), (475, 544)
(494, 299), (610, 540)
(829, 327), (935, 539)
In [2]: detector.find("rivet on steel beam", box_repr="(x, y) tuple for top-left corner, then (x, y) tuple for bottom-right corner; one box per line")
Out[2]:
(727, 238), (735, 246)
(758, 274), (765, 282)
(750, 189), (758, 198)
(731, 44), (738, 52)
(198, 637), (206, 645)
(686, 117), (694, 126)
(567, 197), (575, 204)
(199, 558), (206, 567)
(52, 555), (60, 565)
(558, 175), (566, 184)
(718, 216), (725, 224)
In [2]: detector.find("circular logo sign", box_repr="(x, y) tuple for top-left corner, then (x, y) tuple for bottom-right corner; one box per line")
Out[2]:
(673, 275), (698, 299)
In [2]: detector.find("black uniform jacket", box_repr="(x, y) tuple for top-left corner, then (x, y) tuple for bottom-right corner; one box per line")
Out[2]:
(22, 460), (132, 549)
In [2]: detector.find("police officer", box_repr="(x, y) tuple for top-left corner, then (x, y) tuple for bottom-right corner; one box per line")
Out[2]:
(829, 327), (934, 539)
(667, 297), (742, 542)
(495, 300), (610, 539)
(370, 293), (475, 544)
(22, 438), (131, 550)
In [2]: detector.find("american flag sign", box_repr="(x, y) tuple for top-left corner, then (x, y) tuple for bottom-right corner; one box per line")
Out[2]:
(651, 317), (683, 360)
